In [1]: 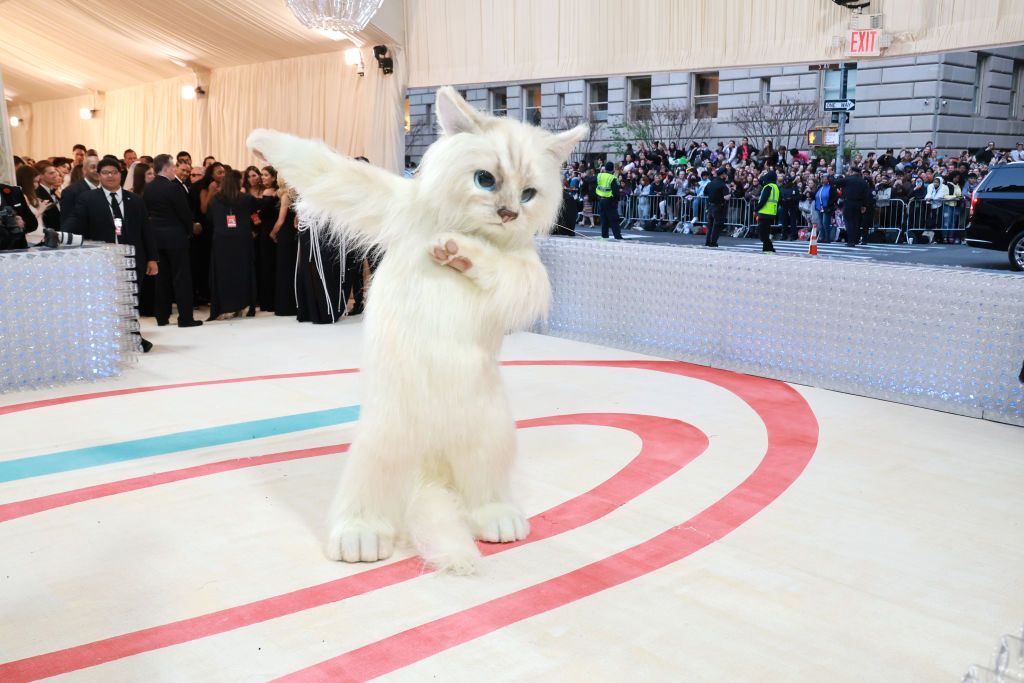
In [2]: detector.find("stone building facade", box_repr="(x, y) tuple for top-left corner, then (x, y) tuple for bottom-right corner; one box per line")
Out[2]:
(404, 46), (1024, 163)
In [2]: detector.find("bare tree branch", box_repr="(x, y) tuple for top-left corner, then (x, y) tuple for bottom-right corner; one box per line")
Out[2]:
(545, 108), (604, 162)
(729, 96), (823, 151)
(608, 102), (711, 155)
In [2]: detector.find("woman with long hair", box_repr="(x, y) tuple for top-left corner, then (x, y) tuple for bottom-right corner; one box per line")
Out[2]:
(14, 165), (46, 246)
(271, 181), (299, 317)
(242, 166), (263, 197)
(255, 165), (279, 311)
(191, 162), (225, 306)
(207, 169), (257, 320)
(130, 162), (154, 196)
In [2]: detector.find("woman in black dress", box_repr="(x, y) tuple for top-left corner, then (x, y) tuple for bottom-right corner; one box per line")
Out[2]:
(207, 169), (257, 320)
(193, 162), (225, 306)
(296, 219), (344, 324)
(254, 166), (279, 312)
(271, 185), (299, 317)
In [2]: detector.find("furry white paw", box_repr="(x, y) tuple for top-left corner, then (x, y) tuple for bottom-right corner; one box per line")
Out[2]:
(470, 503), (530, 543)
(428, 233), (474, 273)
(325, 517), (395, 563)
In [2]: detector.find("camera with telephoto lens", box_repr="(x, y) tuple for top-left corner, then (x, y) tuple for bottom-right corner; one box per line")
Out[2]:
(0, 205), (25, 251)
(0, 205), (24, 237)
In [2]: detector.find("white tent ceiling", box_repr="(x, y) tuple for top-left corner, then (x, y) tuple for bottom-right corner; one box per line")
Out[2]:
(0, 0), (404, 104)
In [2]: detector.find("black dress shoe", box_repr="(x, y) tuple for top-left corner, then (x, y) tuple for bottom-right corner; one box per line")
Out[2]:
(347, 304), (364, 316)
(246, 306), (256, 317)
(178, 319), (204, 328)
(156, 319), (169, 327)
(140, 338), (153, 353)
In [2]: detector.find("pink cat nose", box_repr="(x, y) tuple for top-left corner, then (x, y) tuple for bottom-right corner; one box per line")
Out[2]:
(497, 207), (519, 223)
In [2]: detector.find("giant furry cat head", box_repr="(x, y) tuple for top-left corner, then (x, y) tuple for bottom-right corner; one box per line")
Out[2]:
(416, 87), (588, 246)
(246, 86), (587, 252)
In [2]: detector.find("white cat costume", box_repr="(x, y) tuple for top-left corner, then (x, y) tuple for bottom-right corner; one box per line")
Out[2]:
(247, 87), (587, 574)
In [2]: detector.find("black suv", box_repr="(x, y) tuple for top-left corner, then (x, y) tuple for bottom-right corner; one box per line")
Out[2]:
(966, 162), (1024, 271)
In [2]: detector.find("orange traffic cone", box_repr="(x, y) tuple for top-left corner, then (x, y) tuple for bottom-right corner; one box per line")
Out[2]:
(808, 224), (819, 256)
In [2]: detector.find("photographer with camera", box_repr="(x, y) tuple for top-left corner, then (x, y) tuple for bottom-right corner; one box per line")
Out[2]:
(0, 178), (32, 250)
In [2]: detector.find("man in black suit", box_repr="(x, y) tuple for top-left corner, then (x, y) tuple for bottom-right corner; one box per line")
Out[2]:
(704, 168), (729, 247)
(840, 167), (872, 247)
(173, 158), (192, 195)
(34, 161), (63, 229)
(60, 153), (100, 216)
(64, 157), (160, 350)
(144, 154), (203, 328)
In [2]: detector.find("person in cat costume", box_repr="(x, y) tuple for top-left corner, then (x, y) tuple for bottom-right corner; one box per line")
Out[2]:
(248, 87), (587, 574)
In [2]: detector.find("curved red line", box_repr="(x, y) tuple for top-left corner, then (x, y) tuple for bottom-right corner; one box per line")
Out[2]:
(0, 444), (350, 524)
(0, 369), (359, 417)
(0, 413), (708, 682)
(276, 363), (819, 682)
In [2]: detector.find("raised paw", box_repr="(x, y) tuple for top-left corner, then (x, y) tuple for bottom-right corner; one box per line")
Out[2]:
(325, 516), (395, 563)
(470, 503), (530, 544)
(428, 234), (473, 273)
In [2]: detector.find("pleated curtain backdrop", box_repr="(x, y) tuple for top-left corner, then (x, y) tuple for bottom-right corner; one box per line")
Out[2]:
(9, 48), (406, 174)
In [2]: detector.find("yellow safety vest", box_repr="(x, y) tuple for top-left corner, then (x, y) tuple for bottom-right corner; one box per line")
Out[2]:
(757, 183), (780, 216)
(595, 172), (615, 199)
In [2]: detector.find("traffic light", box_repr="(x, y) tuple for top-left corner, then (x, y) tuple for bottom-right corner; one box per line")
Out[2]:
(807, 129), (818, 146)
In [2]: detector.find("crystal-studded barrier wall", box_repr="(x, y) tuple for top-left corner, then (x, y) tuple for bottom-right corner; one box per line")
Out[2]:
(0, 244), (139, 393)
(536, 238), (1024, 427)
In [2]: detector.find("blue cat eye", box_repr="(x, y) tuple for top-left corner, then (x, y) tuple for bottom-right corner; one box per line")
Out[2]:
(474, 170), (497, 191)
(520, 187), (537, 203)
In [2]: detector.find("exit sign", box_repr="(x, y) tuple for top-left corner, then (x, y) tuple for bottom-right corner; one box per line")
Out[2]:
(847, 29), (881, 56)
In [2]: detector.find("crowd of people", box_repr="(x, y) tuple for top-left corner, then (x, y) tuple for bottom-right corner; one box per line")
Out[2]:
(3, 146), (375, 351)
(562, 137), (1024, 250)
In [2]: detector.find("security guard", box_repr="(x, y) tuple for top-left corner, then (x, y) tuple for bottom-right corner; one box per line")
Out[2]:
(754, 170), (779, 253)
(595, 162), (622, 240)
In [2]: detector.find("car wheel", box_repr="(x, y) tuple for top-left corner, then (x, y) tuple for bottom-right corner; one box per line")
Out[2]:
(1010, 232), (1024, 272)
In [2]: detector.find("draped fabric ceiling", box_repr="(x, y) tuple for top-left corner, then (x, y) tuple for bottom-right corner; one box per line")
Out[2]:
(3, 0), (1024, 178)
(1, 0), (406, 172)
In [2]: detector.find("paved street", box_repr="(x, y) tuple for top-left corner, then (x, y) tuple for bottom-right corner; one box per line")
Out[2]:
(563, 226), (1021, 273)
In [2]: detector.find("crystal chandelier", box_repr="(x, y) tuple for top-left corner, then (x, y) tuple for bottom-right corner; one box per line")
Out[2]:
(285, 0), (384, 34)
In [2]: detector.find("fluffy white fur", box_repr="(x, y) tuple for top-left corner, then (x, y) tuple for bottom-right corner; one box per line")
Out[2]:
(247, 87), (587, 574)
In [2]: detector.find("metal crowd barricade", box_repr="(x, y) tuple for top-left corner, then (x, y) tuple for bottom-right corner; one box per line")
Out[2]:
(872, 197), (907, 243)
(905, 198), (943, 244)
(726, 197), (753, 237)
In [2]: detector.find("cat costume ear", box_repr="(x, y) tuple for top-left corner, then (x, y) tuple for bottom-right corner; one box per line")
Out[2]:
(435, 86), (483, 135)
(547, 125), (590, 162)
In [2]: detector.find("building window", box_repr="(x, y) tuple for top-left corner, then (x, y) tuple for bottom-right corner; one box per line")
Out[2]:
(424, 103), (433, 130)
(628, 76), (652, 121)
(1011, 62), (1024, 120)
(404, 96), (411, 132)
(588, 79), (609, 122)
(693, 72), (719, 119)
(972, 54), (989, 116)
(556, 92), (566, 118)
(759, 77), (771, 104)
(489, 87), (508, 117)
(522, 84), (542, 125)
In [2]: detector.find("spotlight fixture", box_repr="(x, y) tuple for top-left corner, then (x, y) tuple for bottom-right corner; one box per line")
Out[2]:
(79, 107), (95, 120)
(9, 116), (21, 128)
(181, 85), (206, 100)
(373, 45), (393, 75)
(345, 47), (366, 77)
